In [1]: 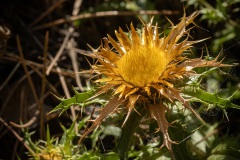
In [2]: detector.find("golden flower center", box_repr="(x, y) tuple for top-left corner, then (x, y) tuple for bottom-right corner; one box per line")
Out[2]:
(117, 46), (167, 87)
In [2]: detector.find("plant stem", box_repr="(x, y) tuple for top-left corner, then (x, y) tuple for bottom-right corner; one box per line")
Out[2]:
(115, 106), (144, 160)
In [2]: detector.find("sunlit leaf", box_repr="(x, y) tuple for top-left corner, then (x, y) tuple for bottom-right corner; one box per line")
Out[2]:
(50, 89), (105, 114)
(183, 86), (240, 110)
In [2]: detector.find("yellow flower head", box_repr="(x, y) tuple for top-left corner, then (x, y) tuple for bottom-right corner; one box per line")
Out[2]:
(80, 11), (225, 152)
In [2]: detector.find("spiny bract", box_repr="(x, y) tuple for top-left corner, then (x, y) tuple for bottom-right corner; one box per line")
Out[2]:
(80, 11), (226, 154)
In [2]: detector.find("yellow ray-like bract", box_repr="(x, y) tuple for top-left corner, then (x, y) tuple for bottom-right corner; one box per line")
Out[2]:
(80, 11), (227, 155)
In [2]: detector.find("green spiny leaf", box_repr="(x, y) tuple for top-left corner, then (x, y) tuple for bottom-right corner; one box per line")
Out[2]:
(46, 125), (51, 147)
(50, 89), (96, 114)
(183, 86), (240, 109)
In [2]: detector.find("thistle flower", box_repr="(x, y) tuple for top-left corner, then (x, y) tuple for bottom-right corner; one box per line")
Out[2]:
(80, 11), (226, 154)
(38, 148), (63, 160)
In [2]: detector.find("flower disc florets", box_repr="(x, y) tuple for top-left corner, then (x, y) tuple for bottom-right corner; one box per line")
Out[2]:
(80, 11), (225, 154)
(117, 33), (167, 87)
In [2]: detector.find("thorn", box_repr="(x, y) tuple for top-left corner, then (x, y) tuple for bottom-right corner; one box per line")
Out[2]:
(51, 92), (64, 101)
(121, 108), (132, 127)
(222, 109), (229, 121)
(72, 86), (79, 94)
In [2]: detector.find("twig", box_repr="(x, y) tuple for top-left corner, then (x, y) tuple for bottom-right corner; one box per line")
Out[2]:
(63, 0), (84, 133)
(17, 36), (40, 110)
(12, 138), (20, 160)
(39, 31), (49, 139)
(194, 128), (219, 145)
(0, 62), (21, 92)
(33, 10), (179, 30)
(68, 38), (84, 92)
(46, 32), (71, 75)
(28, 0), (66, 27)
(10, 89), (59, 129)
(45, 30), (78, 136)
(16, 36), (44, 139)
(56, 66), (76, 114)
(16, 18), (80, 133)
(48, 53), (78, 131)
(0, 70), (34, 115)
(73, 48), (93, 55)
(0, 117), (36, 157)
(72, 0), (82, 16)
(67, 0), (84, 94)
(2, 54), (78, 78)
(10, 117), (37, 128)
